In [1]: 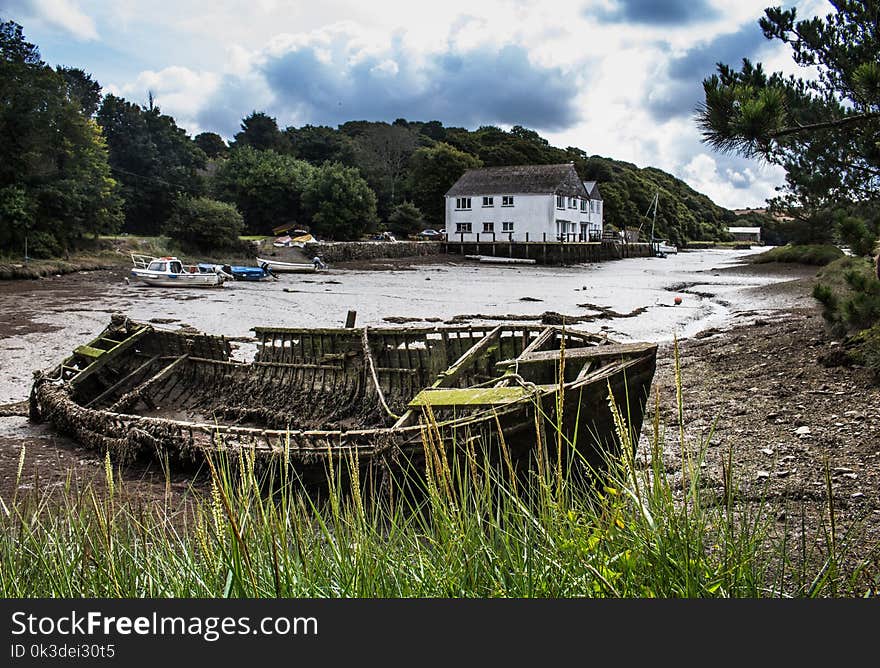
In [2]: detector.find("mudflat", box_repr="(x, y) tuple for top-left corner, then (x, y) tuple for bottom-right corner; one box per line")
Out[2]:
(0, 253), (876, 589)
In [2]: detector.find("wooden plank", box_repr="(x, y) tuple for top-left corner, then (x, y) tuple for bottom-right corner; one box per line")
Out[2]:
(393, 325), (503, 428)
(408, 386), (531, 407)
(74, 345), (105, 359)
(432, 325), (503, 389)
(84, 355), (160, 408)
(108, 355), (189, 413)
(518, 327), (555, 357)
(496, 341), (657, 368)
(70, 326), (151, 387)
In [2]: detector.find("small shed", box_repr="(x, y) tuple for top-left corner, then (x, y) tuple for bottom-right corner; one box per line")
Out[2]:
(728, 226), (762, 243)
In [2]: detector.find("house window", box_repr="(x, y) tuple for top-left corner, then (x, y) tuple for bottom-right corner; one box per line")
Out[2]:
(483, 222), (494, 232)
(455, 222), (472, 233)
(482, 196), (494, 207)
(590, 200), (595, 213)
(569, 197), (577, 208)
(502, 196), (514, 207)
(556, 195), (564, 209)
(580, 200), (587, 212)
(502, 222), (514, 232)
(456, 197), (472, 210)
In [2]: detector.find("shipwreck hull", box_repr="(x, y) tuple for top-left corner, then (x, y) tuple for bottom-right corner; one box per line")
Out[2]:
(30, 315), (657, 489)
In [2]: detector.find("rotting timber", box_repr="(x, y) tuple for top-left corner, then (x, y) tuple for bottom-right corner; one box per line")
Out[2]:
(29, 313), (658, 490)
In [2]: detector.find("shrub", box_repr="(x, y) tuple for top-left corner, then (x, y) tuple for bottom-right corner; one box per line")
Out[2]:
(387, 201), (424, 238)
(836, 214), (876, 257)
(163, 196), (244, 250)
(751, 244), (844, 266)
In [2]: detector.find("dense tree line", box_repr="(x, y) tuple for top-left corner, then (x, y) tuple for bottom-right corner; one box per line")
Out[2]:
(2, 18), (741, 258)
(226, 113), (736, 246)
(0, 21), (121, 257)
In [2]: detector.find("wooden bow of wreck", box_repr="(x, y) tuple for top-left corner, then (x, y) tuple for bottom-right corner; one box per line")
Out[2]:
(29, 313), (658, 489)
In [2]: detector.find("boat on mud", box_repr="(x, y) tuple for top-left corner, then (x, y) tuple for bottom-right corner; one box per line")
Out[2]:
(255, 256), (321, 273)
(656, 240), (678, 255)
(29, 314), (657, 490)
(198, 263), (278, 281)
(130, 255), (225, 288)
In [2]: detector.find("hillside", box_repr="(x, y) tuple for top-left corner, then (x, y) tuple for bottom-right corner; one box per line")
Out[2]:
(304, 120), (739, 247)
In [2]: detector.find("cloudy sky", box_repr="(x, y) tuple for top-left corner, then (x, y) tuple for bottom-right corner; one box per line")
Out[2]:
(5, 0), (831, 208)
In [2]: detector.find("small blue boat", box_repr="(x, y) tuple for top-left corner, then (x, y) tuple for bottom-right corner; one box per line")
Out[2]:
(198, 263), (277, 281)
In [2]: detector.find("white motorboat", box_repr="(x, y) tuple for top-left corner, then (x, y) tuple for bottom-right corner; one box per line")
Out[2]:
(130, 256), (226, 287)
(656, 240), (678, 255)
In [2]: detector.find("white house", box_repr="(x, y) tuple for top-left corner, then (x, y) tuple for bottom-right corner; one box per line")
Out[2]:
(445, 163), (604, 242)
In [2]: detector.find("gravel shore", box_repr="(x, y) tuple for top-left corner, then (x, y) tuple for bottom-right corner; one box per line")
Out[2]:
(647, 263), (879, 590)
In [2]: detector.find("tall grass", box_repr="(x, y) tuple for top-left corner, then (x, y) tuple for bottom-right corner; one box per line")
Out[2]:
(0, 344), (873, 598)
(752, 244), (844, 266)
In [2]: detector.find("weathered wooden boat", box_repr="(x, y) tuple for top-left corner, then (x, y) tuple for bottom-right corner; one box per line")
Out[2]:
(29, 314), (657, 489)
(130, 255), (226, 287)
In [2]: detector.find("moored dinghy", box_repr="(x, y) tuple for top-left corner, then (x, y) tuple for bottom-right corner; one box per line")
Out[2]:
(29, 314), (658, 490)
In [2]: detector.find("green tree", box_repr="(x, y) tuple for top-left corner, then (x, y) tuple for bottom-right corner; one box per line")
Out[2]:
(212, 146), (315, 234)
(163, 196), (243, 249)
(0, 20), (121, 257)
(387, 201), (424, 238)
(56, 66), (101, 116)
(231, 111), (290, 153)
(407, 142), (482, 227)
(194, 132), (227, 159)
(0, 20), (39, 64)
(352, 123), (420, 216)
(303, 162), (378, 240)
(697, 1), (879, 222)
(97, 94), (206, 235)
(285, 124), (356, 165)
(837, 211), (876, 257)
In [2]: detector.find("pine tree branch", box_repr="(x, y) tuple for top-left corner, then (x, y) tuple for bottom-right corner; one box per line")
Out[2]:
(768, 111), (880, 140)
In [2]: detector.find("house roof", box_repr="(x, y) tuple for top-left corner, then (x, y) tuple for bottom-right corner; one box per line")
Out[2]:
(445, 164), (589, 198)
(582, 181), (603, 201)
(728, 226), (761, 234)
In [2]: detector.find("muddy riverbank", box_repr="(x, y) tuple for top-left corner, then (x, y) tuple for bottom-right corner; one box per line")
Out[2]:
(1, 249), (875, 587)
(0, 248), (812, 405)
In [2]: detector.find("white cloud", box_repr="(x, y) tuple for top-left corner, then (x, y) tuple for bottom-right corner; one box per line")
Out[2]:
(681, 153), (784, 208)
(113, 66), (222, 135)
(12, 0), (827, 206)
(7, 0), (98, 40)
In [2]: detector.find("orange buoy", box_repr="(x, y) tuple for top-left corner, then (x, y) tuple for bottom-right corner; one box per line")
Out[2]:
(674, 296), (682, 305)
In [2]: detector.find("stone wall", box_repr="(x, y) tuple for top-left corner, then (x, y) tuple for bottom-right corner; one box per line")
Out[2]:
(302, 240), (443, 263)
(443, 240), (653, 264)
